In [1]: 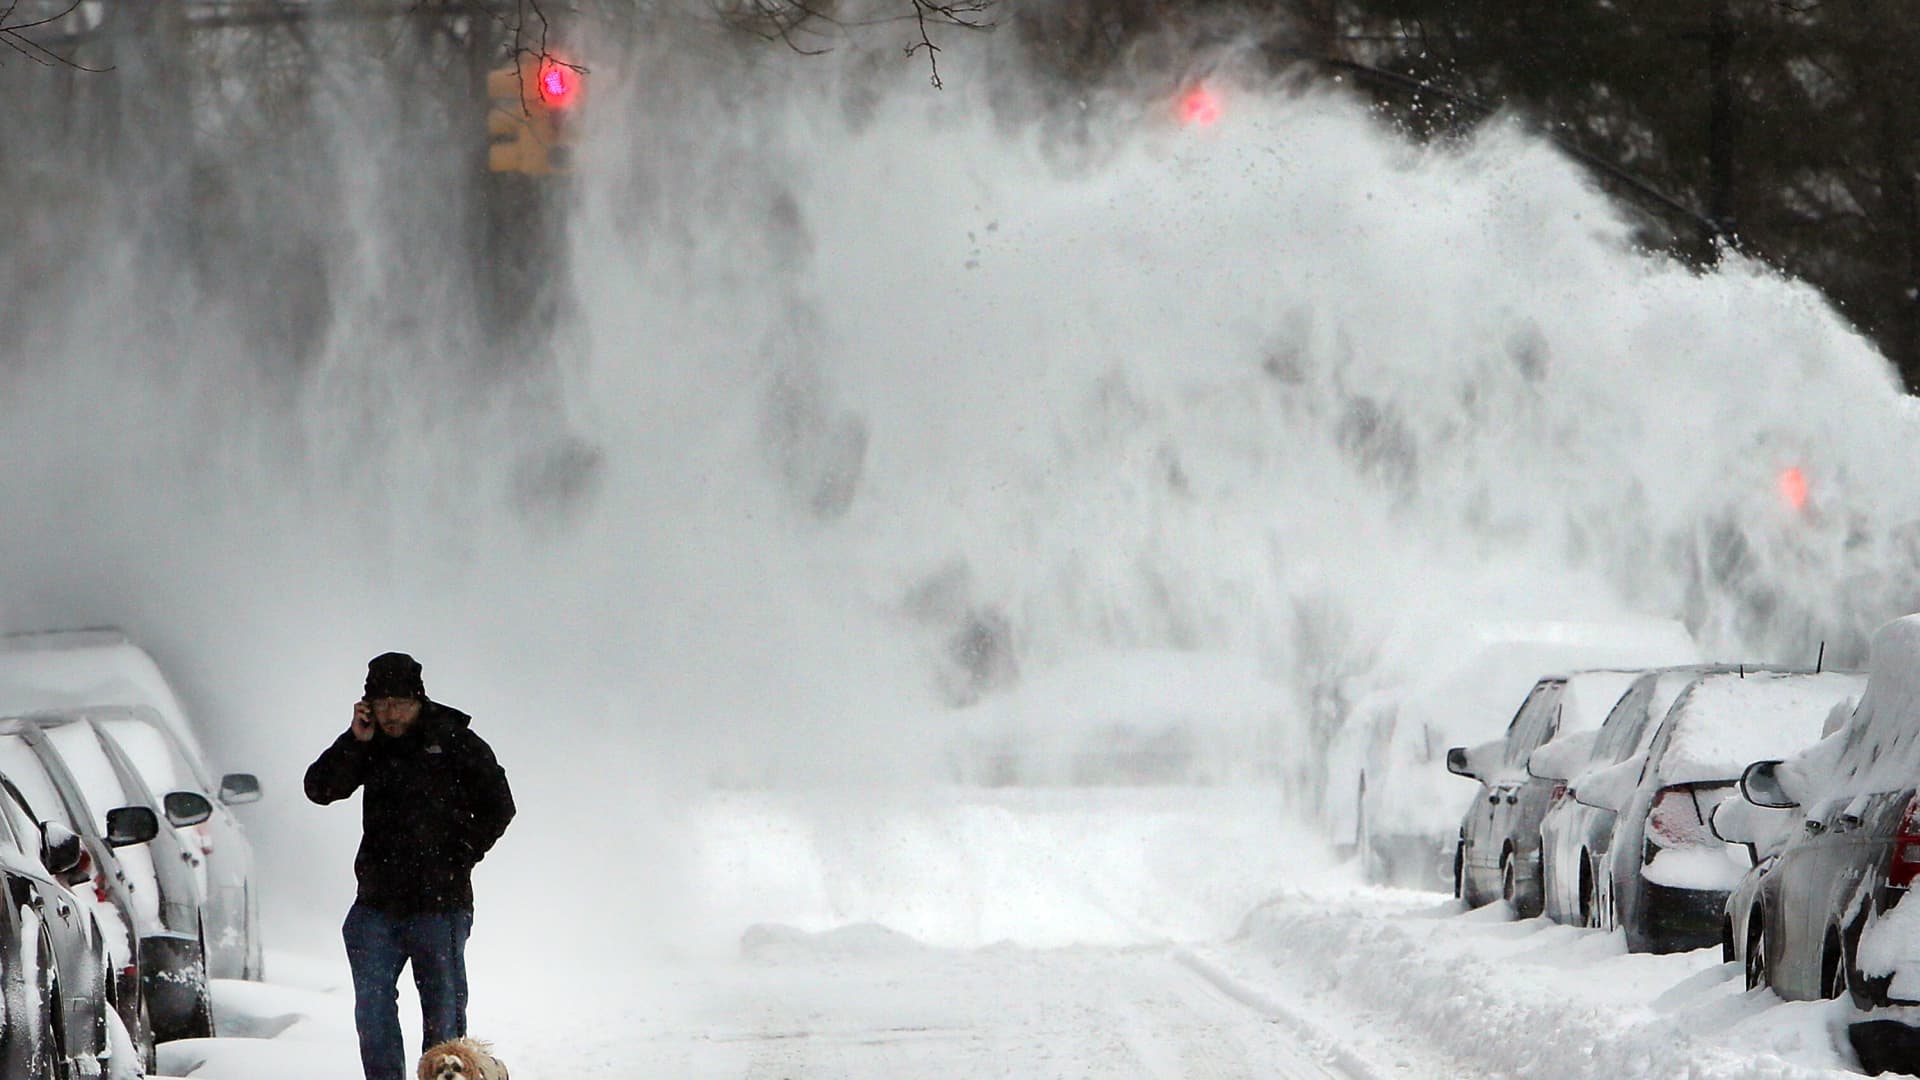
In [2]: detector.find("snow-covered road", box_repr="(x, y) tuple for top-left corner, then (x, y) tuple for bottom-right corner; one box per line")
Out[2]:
(158, 788), (1875, 1078)
(625, 933), (1356, 1078)
(164, 936), (1380, 1078)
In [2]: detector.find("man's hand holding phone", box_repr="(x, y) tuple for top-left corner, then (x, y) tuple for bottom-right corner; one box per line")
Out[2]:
(351, 699), (376, 742)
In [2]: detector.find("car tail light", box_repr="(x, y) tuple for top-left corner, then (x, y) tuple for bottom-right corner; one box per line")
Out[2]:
(1889, 797), (1920, 890)
(1548, 782), (1569, 808)
(1647, 784), (1729, 849)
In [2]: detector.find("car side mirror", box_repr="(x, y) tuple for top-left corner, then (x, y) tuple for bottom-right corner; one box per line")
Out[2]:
(1446, 746), (1476, 780)
(38, 821), (83, 877)
(219, 773), (262, 806)
(163, 791), (215, 828)
(1741, 759), (1798, 810)
(1573, 759), (1640, 813)
(105, 805), (159, 848)
(1528, 730), (1600, 783)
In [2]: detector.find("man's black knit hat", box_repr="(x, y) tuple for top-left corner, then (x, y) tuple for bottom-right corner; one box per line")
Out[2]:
(364, 652), (425, 700)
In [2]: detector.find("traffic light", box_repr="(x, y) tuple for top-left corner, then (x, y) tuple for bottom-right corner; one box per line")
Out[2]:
(1178, 83), (1222, 128)
(487, 56), (583, 177)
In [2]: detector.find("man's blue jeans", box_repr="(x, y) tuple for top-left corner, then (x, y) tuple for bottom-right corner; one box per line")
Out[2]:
(342, 901), (473, 1080)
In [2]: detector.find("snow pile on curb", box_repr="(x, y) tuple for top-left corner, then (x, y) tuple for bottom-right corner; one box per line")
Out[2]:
(1239, 893), (1859, 1079)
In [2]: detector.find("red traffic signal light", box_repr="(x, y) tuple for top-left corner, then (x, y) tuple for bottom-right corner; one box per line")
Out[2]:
(537, 59), (580, 108)
(486, 55), (585, 176)
(1178, 84), (1222, 128)
(1778, 466), (1810, 512)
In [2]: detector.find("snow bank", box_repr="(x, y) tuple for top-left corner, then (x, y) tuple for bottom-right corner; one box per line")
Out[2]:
(741, 921), (927, 961)
(1239, 896), (1858, 1078)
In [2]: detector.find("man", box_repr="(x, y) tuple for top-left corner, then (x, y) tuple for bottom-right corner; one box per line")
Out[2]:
(305, 652), (516, 1080)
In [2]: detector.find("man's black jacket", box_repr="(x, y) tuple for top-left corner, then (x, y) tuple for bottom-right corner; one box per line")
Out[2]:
(304, 700), (515, 915)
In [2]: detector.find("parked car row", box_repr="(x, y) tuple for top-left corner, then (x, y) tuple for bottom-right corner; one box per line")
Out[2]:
(1442, 613), (1920, 1075)
(1323, 616), (1701, 890)
(0, 629), (265, 1077)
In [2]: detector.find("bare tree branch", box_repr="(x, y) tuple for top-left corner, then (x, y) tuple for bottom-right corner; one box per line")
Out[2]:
(0, 0), (107, 69)
(904, 0), (991, 88)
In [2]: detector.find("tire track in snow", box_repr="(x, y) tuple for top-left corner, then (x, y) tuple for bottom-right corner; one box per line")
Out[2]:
(1172, 945), (1385, 1080)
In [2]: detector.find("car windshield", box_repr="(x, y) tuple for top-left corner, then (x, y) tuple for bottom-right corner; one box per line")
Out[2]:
(0, 785), (26, 857)
(0, 732), (73, 835)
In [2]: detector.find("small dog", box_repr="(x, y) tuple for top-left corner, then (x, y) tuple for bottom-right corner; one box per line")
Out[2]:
(418, 1037), (510, 1080)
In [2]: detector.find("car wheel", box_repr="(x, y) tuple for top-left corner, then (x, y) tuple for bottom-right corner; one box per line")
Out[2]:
(1746, 915), (1768, 992)
(1500, 851), (1518, 907)
(1824, 929), (1852, 1001)
(1578, 855), (1595, 928)
(1453, 843), (1466, 902)
(187, 924), (215, 1040)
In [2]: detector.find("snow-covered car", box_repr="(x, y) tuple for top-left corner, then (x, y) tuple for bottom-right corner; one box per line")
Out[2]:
(0, 628), (264, 979)
(1328, 618), (1699, 890)
(0, 713), (218, 1043)
(1711, 699), (1854, 984)
(1447, 667), (1644, 916)
(0, 763), (150, 1079)
(945, 650), (1293, 787)
(1572, 669), (1865, 953)
(0, 738), (160, 1072)
(1532, 665), (1731, 927)
(1721, 616), (1920, 1074)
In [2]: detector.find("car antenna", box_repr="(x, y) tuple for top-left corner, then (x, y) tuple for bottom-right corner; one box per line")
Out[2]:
(1817, 641), (1826, 673)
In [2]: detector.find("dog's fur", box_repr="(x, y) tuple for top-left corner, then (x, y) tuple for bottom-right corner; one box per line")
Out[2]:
(417, 1037), (509, 1080)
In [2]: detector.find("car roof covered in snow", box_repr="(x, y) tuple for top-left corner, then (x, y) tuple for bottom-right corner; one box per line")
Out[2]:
(1650, 669), (1866, 787)
(1389, 626), (1699, 749)
(0, 629), (212, 785)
